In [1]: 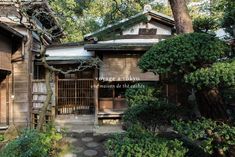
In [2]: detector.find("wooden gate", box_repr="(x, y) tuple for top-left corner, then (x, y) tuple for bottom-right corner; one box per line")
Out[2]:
(57, 79), (94, 115)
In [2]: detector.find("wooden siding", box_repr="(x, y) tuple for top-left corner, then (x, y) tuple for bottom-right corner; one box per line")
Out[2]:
(0, 80), (7, 124)
(57, 79), (94, 115)
(10, 35), (30, 126)
(0, 34), (12, 71)
(32, 80), (55, 109)
(100, 54), (159, 81)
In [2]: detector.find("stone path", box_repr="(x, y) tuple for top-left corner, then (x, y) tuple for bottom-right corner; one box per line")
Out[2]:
(63, 132), (110, 157)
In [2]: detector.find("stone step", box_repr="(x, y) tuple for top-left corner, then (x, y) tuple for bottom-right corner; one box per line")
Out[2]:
(56, 124), (95, 133)
(55, 115), (95, 126)
(56, 115), (94, 120)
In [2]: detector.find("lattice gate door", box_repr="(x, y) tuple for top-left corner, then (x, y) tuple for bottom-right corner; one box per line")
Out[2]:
(57, 79), (94, 115)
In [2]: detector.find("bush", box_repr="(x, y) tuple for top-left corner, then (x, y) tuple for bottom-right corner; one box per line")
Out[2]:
(138, 33), (228, 75)
(193, 16), (218, 33)
(106, 125), (188, 157)
(222, 86), (235, 104)
(125, 83), (160, 107)
(0, 125), (62, 157)
(123, 100), (180, 131)
(185, 60), (235, 89)
(172, 118), (235, 155)
(0, 134), (4, 142)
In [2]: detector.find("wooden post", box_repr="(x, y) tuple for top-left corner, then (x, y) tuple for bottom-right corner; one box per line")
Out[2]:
(54, 74), (58, 118)
(0, 81), (2, 123)
(94, 69), (99, 126)
(28, 41), (33, 127)
(6, 75), (9, 125)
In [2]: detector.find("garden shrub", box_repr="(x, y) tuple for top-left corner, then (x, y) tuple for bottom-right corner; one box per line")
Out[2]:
(0, 125), (62, 157)
(106, 125), (188, 157)
(125, 83), (160, 107)
(172, 118), (235, 155)
(123, 100), (180, 131)
(0, 134), (4, 141)
(222, 86), (235, 104)
(138, 33), (228, 75)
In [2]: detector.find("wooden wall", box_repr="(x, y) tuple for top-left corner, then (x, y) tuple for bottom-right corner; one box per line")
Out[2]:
(0, 33), (11, 125)
(100, 54), (159, 81)
(0, 79), (7, 124)
(0, 34), (12, 71)
(10, 38), (31, 126)
(32, 80), (55, 110)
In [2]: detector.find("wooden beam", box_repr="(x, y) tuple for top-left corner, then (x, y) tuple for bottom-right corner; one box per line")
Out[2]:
(84, 43), (154, 51)
(102, 34), (172, 41)
(6, 75), (9, 125)
(94, 69), (99, 125)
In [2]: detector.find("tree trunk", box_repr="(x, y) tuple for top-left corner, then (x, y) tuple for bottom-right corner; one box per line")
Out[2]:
(168, 0), (194, 34)
(196, 88), (228, 120)
(37, 69), (53, 131)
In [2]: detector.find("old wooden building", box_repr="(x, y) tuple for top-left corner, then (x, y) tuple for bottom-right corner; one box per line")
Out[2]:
(0, 3), (175, 127)
(0, 22), (26, 127)
(34, 7), (175, 125)
(0, 1), (60, 128)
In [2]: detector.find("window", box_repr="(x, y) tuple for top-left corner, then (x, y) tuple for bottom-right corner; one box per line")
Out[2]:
(99, 81), (134, 98)
(33, 64), (45, 79)
(139, 28), (157, 35)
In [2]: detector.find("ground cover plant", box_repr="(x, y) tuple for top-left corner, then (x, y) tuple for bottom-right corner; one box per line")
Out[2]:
(0, 125), (63, 157)
(106, 125), (188, 157)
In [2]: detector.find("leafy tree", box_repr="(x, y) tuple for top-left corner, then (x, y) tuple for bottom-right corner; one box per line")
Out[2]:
(185, 60), (235, 89)
(139, 33), (227, 75)
(169, 0), (193, 34)
(139, 33), (231, 119)
(49, 0), (172, 42)
(193, 16), (218, 33)
(221, 0), (235, 37)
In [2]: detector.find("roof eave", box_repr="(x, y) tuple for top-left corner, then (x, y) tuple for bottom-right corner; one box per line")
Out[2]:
(84, 43), (154, 51)
(84, 11), (174, 41)
(0, 22), (26, 41)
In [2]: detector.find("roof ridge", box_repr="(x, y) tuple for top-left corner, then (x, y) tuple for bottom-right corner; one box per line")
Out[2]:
(84, 10), (174, 40)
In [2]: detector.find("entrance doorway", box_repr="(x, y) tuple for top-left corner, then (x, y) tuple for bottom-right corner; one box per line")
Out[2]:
(0, 71), (9, 125)
(57, 79), (94, 115)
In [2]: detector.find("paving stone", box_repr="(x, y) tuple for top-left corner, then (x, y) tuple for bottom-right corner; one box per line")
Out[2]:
(63, 153), (77, 157)
(73, 146), (84, 153)
(66, 137), (78, 143)
(83, 150), (98, 156)
(86, 142), (99, 148)
(81, 137), (93, 142)
(104, 150), (109, 155)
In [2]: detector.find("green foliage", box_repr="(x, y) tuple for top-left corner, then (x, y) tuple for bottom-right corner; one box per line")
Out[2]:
(0, 134), (4, 142)
(138, 33), (228, 76)
(172, 118), (217, 141)
(49, 0), (151, 42)
(193, 16), (218, 33)
(49, 0), (175, 42)
(106, 125), (188, 157)
(185, 60), (235, 89)
(222, 86), (235, 104)
(0, 126), (62, 157)
(152, 3), (172, 16)
(222, 9), (235, 37)
(172, 118), (235, 154)
(49, 0), (86, 42)
(221, 0), (235, 37)
(125, 83), (159, 107)
(123, 100), (179, 131)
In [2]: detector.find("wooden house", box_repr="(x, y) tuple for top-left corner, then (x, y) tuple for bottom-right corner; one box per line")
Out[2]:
(0, 1), (60, 128)
(34, 7), (175, 125)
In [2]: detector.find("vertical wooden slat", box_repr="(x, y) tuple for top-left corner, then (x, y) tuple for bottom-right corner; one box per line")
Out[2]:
(57, 79), (94, 115)
(0, 81), (1, 123)
(6, 75), (9, 125)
